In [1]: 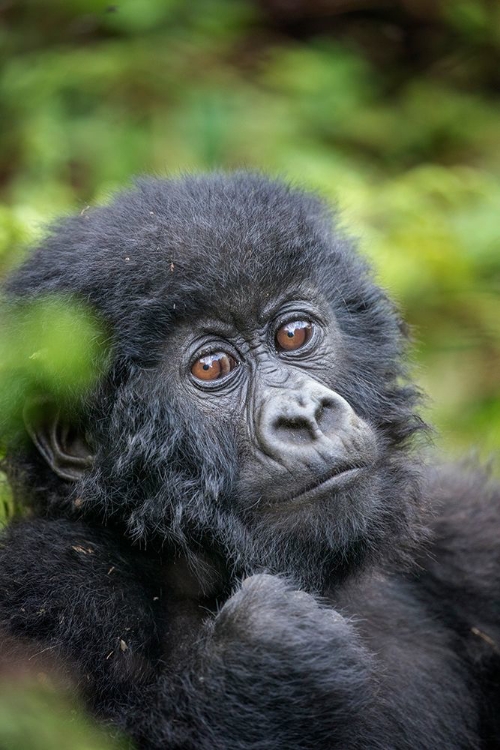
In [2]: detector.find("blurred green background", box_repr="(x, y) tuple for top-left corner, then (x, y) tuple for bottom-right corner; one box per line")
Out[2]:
(1, 0), (499, 457)
(0, 0), (499, 744)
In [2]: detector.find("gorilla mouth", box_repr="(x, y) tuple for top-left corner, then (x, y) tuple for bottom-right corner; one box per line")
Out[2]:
(285, 463), (367, 506)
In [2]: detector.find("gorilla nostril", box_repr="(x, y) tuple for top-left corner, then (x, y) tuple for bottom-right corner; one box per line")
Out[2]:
(315, 398), (342, 435)
(315, 402), (324, 424)
(274, 416), (315, 445)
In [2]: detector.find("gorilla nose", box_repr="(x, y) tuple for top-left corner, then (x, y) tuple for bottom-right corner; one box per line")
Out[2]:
(257, 380), (365, 460)
(273, 395), (336, 445)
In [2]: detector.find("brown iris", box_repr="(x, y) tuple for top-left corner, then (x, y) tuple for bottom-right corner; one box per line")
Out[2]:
(276, 320), (313, 352)
(191, 352), (237, 382)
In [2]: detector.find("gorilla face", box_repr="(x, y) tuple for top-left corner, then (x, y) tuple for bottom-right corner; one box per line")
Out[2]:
(79, 275), (407, 591)
(171, 282), (378, 510)
(4, 173), (425, 589)
(149, 281), (385, 587)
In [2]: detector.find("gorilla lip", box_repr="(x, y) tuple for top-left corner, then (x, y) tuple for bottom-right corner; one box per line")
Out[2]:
(285, 464), (366, 506)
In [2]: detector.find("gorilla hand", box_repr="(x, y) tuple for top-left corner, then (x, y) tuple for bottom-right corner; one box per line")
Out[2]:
(189, 575), (383, 750)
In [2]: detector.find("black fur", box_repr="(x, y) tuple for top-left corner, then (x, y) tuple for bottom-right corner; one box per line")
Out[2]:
(0, 173), (499, 749)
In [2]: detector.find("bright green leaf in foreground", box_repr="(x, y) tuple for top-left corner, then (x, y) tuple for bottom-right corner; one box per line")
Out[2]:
(0, 296), (108, 441)
(0, 682), (124, 750)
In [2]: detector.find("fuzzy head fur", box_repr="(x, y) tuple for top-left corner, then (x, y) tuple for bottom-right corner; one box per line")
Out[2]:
(2, 173), (428, 588)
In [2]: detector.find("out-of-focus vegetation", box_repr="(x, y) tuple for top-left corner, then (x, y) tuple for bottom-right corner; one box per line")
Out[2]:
(0, 0), (499, 458)
(0, 0), (498, 744)
(0, 682), (125, 750)
(0, 297), (106, 436)
(0, 633), (124, 750)
(1, 0), (499, 461)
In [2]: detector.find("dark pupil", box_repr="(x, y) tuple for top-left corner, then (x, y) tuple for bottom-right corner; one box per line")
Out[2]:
(287, 331), (294, 337)
(203, 363), (210, 370)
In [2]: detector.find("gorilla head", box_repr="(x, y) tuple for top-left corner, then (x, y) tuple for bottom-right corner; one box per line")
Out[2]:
(2, 173), (426, 590)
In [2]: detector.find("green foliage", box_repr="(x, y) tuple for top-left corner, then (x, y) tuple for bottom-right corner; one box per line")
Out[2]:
(0, 296), (106, 429)
(0, 296), (107, 523)
(0, 0), (498, 466)
(0, 681), (124, 750)
(0, 4), (497, 443)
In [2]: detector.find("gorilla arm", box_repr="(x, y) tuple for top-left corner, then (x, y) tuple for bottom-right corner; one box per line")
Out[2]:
(0, 517), (376, 748)
(128, 572), (479, 750)
(0, 519), (477, 750)
(0, 518), (161, 712)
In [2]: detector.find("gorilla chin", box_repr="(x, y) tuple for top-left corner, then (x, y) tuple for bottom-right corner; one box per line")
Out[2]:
(237, 461), (404, 592)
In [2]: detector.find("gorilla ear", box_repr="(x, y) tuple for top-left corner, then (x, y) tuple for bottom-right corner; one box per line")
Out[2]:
(23, 397), (94, 482)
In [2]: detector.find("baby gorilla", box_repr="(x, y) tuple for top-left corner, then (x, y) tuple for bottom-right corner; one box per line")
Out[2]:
(0, 173), (499, 750)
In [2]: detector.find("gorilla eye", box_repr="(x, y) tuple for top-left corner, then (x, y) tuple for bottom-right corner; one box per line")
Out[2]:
(276, 321), (313, 352)
(191, 352), (238, 382)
